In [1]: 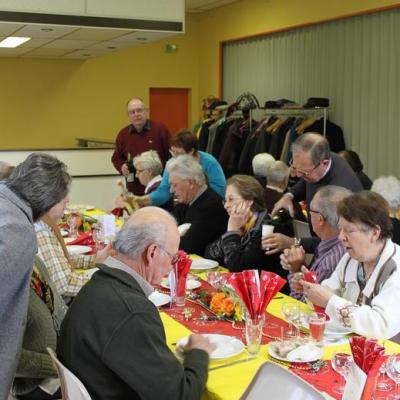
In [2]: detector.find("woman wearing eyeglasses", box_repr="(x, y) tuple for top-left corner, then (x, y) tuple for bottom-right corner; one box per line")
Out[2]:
(205, 175), (291, 288)
(299, 191), (400, 339)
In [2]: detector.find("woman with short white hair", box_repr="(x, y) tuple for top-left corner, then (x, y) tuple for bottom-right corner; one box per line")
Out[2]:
(133, 150), (163, 194)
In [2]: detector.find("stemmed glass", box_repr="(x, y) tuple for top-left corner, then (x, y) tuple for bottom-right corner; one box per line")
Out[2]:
(386, 354), (400, 399)
(92, 223), (105, 251)
(331, 352), (353, 394)
(376, 359), (392, 392)
(281, 302), (300, 338)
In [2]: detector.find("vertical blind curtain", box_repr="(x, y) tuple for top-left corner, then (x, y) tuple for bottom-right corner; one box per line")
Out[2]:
(223, 8), (400, 179)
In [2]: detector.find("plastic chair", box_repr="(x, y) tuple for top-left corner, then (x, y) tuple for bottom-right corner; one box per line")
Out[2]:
(47, 348), (92, 400)
(240, 362), (331, 400)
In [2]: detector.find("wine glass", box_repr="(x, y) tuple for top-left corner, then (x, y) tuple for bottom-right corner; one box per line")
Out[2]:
(93, 223), (105, 251)
(281, 302), (300, 338)
(386, 355), (400, 399)
(331, 352), (353, 393)
(376, 359), (393, 392)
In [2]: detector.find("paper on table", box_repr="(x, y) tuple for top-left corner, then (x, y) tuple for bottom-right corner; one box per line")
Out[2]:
(98, 214), (116, 240)
(343, 363), (366, 400)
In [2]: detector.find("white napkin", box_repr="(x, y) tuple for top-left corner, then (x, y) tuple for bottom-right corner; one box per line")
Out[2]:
(286, 344), (321, 362)
(178, 223), (191, 237)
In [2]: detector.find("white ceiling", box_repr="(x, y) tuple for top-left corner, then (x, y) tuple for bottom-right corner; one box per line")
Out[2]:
(0, 1), (239, 59)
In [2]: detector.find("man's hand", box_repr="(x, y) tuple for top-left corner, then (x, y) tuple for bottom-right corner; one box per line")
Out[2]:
(95, 243), (115, 263)
(280, 245), (306, 272)
(121, 163), (129, 177)
(272, 194), (294, 217)
(227, 201), (252, 232)
(184, 334), (216, 356)
(262, 233), (294, 255)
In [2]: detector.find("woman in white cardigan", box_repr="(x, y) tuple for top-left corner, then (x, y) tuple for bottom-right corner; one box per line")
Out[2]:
(298, 191), (400, 340)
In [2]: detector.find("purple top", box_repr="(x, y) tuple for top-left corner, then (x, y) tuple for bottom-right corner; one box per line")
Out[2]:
(290, 235), (345, 300)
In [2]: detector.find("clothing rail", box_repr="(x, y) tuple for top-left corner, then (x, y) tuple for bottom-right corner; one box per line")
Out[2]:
(262, 107), (328, 136)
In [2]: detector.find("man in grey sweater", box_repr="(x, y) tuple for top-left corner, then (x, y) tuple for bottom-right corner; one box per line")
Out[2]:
(0, 153), (71, 400)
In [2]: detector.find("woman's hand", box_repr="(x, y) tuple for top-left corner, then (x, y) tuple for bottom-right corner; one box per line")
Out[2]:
(227, 201), (252, 232)
(280, 245), (306, 272)
(299, 277), (334, 308)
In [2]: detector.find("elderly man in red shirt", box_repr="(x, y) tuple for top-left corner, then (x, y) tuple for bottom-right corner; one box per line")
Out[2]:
(112, 98), (170, 195)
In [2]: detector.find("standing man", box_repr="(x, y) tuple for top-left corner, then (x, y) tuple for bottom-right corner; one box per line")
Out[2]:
(111, 98), (170, 195)
(58, 207), (214, 399)
(264, 133), (362, 254)
(0, 153), (71, 400)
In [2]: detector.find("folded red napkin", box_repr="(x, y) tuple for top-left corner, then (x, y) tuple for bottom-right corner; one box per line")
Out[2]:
(228, 270), (286, 319)
(303, 271), (329, 318)
(110, 207), (124, 217)
(67, 231), (95, 246)
(175, 251), (192, 295)
(348, 336), (386, 400)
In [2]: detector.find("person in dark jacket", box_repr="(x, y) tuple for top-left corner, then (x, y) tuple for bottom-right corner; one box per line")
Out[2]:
(205, 175), (290, 289)
(267, 133), (362, 254)
(169, 155), (228, 256)
(58, 207), (215, 400)
(338, 149), (373, 190)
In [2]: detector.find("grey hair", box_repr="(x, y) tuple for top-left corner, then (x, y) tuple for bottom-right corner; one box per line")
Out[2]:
(266, 161), (289, 184)
(312, 185), (352, 227)
(113, 207), (177, 259)
(371, 176), (400, 211)
(292, 133), (330, 165)
(167, 154), (206, 186)
(133, 150), (163, 176)
(252, 153), (275, 177)
(6, 153), (71, 220)
(126, 97), (145, 107)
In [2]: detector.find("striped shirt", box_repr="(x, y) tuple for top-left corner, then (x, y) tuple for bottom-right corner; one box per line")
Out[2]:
(290, 235), (345, 300)
(35, 220), (94, 298)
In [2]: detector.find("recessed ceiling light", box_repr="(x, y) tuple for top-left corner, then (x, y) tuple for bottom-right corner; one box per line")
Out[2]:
(136, 37), (147, 41)
(107, 46), (116, 49)
(0, 37), (31, 48)
(41, 28), (54, 32)
(83, 54), (91, 57)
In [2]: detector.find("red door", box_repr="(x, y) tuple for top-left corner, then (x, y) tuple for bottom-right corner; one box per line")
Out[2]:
(149, 88), (189, 135)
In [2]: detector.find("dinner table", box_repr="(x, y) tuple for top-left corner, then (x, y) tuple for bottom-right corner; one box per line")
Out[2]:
(157, 257), (400, 400)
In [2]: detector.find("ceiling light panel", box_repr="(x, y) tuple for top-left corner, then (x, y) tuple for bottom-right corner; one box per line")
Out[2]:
(0, 36), (31, 47)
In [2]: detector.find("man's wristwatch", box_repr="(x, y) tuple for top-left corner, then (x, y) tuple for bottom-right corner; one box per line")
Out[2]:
(294, 237), (301, 247)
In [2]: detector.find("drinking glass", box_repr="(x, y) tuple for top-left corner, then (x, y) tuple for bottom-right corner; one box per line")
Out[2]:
(331, 352), (353, 393)
(93, 223), (105, 251)
(308, 312), (326, 343)
(386, 355), (400, 399)
(245, 312), (265, 356)
(281, 302), (300, 338)
(261, 224), (274, 250)
(376, 359), (392, 391)
(67, 210), (82, 238)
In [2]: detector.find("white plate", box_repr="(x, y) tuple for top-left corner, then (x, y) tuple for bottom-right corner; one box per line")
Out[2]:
(66, 245), (92, 255)
(64, 237), (75, 244)
(160, 278), (201, 290)
(190, 258), (219, 270)
(148, 292), (171, 307)
(177, 334), (244, 360)
(268, 343), (322, 363)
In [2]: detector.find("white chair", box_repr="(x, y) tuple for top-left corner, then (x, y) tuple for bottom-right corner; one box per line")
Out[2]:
(240, 362), (332, 400)
(47, 348), (92, 400)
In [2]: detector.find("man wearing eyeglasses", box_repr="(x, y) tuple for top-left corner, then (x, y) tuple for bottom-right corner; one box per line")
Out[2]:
(265, 133), (362, 254)
(58, 207), (215, 399)
(111, 97), (170, 195)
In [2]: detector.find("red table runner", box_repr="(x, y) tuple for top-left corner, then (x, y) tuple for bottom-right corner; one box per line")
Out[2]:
(160, 281), (396, 400)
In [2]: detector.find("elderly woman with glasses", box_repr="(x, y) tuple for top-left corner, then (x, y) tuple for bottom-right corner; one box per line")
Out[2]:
(299, 191), (400, 339)
(133, 150), (163, 194)
(134, 130), (226, 208)
(205, 175), (291, 287)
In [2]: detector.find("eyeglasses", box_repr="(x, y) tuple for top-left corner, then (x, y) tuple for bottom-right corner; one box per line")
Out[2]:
(128, 108), (145, 115)
(222, 197), (242, 205)
(289, 159), (321, 176)
(158, 245), (179, 265)
(309, 209), (325, 219)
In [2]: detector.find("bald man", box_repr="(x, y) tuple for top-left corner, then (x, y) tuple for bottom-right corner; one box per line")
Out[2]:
(58, 207), (214, 400)
(112, 98), (170, 195)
